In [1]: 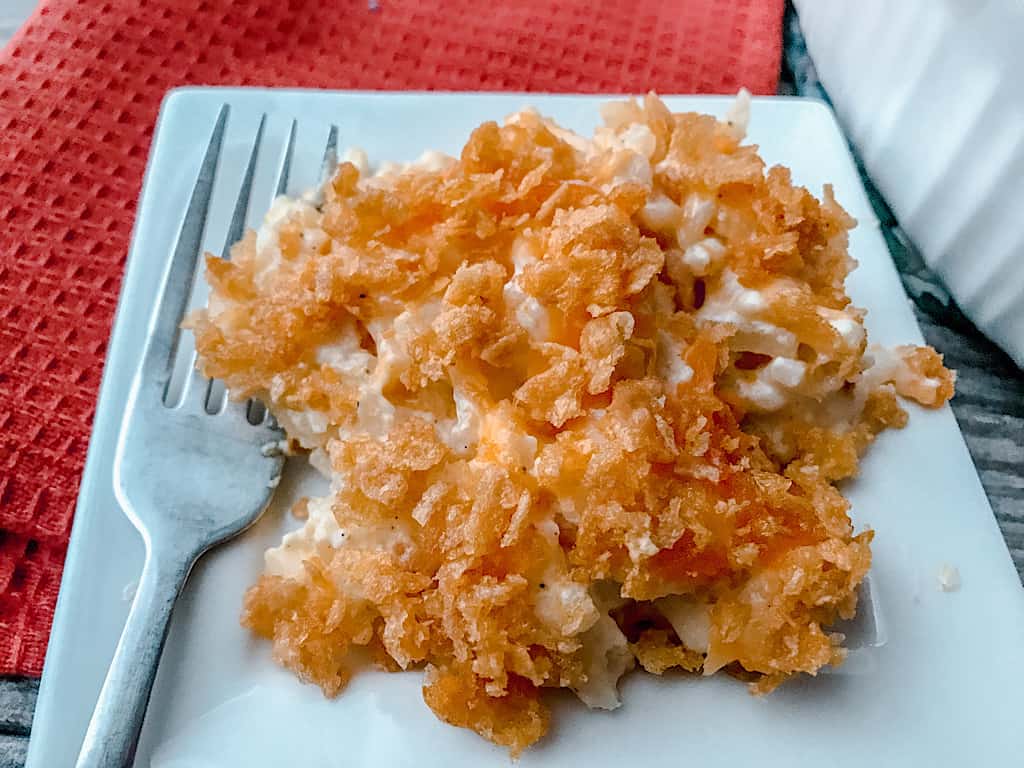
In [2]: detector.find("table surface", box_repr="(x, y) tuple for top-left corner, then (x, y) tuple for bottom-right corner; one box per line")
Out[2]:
(1, 3), (1021, 766)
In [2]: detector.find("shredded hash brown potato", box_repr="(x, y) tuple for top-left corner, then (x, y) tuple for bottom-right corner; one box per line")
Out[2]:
(189, 93), (954, 755)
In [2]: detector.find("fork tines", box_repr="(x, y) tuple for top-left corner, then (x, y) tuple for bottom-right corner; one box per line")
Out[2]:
(144, 106), (338, 424)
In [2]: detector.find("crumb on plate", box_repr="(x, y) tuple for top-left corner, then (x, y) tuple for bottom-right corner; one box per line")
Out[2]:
(937, 563), (961, 592)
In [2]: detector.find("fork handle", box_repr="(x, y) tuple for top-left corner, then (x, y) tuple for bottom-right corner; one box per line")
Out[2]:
(75, 545), (196, 768)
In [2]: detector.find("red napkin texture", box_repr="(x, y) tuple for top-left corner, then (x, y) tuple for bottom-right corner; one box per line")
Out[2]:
(0, 0), (783, 675)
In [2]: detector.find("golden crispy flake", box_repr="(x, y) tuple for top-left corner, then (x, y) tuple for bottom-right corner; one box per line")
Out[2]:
(630, 629), (704, 675)
(422, 666), (550, 758)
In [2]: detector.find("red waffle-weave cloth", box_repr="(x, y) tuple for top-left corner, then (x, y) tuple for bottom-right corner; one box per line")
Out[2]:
(0, 0), (783, 675)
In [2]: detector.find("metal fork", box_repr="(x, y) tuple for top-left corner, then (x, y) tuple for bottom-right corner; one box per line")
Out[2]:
(74, 107), (337, 768)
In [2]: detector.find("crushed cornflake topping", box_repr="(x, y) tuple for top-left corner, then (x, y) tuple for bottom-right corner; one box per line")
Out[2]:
(188, 91), (954, 755)
(291, 497), (310, 521)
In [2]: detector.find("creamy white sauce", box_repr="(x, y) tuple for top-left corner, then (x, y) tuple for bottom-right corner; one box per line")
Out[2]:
(735, 377), (788, 412)
(859, 344), (941, 397)
(478, 407), (537, 467)
(516, 109), (656, 193)
(534, 575), (599, 636)
(762, 356), (807, 388)
(697, 269), (799, 358)
(591, 122), (656, 191)
(252, 195), (320, 290)
(723, 87), (752, 141)
(502, 235), (550, 342)
(315, 327), (375, 376)
(655, 595), (711, 653)
(656, 329), (694, 389)
(625, 524), (659, 563)
(616, 122), (658, 158)
(514, 293), (549, 341)
(266, 494), (415, 581)
(680, 237), (726, 276)
(275, 407), (332, 448)
(639, 193), (683, 235)
(817, 306), (865, 348)
(340, 146), (370, 177)
(734, 356), (810, 413)
(570, 581), (633, 710)
(367, 300), (442, 389)
(676, 193), (717, 249)
(434, 390), (481, 455)
(314, 321), (398, 441)
(264, 496), (342, 579)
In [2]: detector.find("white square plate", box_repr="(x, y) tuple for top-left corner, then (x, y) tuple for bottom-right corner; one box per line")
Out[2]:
(28, 89), (1024, 767)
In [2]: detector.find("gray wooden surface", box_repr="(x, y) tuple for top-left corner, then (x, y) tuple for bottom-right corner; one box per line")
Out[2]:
(919, 312), (1024, 569)
(0, 678), (35, 768)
